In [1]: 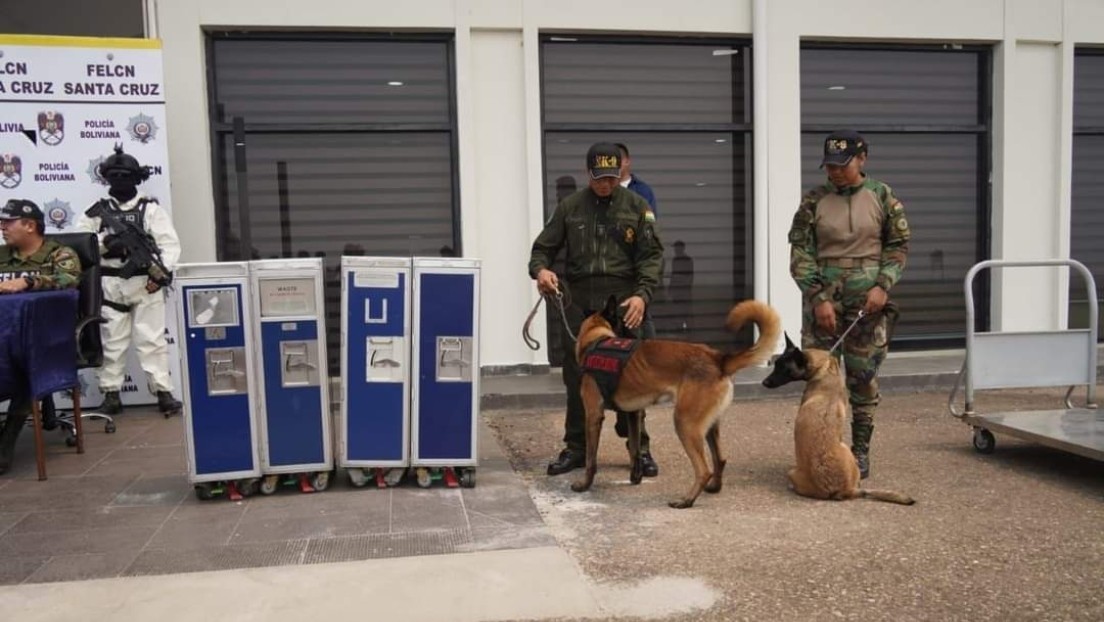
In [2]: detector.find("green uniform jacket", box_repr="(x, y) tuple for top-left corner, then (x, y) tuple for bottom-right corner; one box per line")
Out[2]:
(788, 176), (910, 306)
(0, 239), (82, 291)
(529, 186), (663, 307)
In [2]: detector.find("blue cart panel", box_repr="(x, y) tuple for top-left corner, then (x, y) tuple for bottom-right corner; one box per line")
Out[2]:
(341, 258), (411, 467)
(412, 259), (480, 466)
(176, 264), (260, 483)
(250, 259), (332, 475)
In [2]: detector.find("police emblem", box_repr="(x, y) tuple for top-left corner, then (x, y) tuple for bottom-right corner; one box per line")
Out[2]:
(44, 199), (72, 230)
(37, 110), (64, 146)
(0, 153), (22, 189)
(87, 156), (108, 185)
(127, 113), (158, 144)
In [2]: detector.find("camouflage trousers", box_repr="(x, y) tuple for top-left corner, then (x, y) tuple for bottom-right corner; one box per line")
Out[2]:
(801, 266), (890, 452)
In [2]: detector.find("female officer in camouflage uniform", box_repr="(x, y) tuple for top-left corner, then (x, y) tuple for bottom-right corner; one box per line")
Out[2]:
(788, 130), (910, 479)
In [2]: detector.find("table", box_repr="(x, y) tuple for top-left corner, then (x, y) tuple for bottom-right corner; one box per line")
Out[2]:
(0, 289), (81, 479)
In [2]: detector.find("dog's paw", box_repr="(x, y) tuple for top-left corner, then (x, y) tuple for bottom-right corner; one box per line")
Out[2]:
(704, 479), (722, 494)
(570, 480), (591, 493)
(668, 498), (695, 509)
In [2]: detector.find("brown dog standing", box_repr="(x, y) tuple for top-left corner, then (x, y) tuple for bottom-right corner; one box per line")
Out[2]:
(572, 296), (781, 509)
(762, 336), (914, 505)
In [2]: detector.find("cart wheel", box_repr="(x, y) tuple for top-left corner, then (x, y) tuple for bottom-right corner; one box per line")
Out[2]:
(65, 433), (78, 448)
(259, 475), (280, 495)
(237, 478), (259, 497)
(416, 467), (432, 489)
(105, 421), (116, 434)
(383, 467), (405, 487)
(311, 471), (331, 492)
(973, 428), (996, 454)
(194, 483), (214, 501)
(347, 468), (368, 488)
(460, 468), (476, 488)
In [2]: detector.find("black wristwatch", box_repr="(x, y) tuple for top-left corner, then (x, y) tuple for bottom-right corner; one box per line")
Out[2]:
(23, 276), (35, 290)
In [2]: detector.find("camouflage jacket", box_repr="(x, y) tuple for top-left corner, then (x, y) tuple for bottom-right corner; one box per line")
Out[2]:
(788, 176), (910, 306)
(529, 186), (663, 304)
(0, 239), (82, 291)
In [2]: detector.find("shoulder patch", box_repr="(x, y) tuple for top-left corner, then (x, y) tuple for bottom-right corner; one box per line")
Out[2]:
(643, 209), (656, 223)
(895, 218), (909, 231)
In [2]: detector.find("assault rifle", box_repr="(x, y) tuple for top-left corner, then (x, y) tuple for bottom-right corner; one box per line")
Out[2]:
(87, 199), (173, 288)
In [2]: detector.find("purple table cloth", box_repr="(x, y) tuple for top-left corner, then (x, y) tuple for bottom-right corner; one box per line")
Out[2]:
(0, 289), (79, 402)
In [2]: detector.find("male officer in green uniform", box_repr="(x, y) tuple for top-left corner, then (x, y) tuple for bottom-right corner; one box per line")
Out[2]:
(788, 130), (910, 479)
(530, 142), (664, 476)
(0, 198), (82, 473)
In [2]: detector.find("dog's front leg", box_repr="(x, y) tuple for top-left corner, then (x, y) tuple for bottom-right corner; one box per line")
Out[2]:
(626, 410), (643, 485)
(572, 376), (604, 493)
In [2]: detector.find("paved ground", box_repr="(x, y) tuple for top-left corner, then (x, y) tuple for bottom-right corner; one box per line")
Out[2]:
(1, 368), (1102, 620)
(488, 385), (1104, 621)
(0, 409), (552, 585)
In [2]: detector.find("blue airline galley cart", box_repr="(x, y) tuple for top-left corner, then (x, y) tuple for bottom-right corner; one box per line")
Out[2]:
(250, 258), (334, 494)
(339, 257), (411, 488)
(176, 262), (261, 501)
(411, 258), (480, 488)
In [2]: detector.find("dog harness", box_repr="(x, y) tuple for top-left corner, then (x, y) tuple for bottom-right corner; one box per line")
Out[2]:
(580, 337), (640, 407)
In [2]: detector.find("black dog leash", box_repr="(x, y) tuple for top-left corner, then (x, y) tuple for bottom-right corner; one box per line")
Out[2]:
(522, 284), (577, 350)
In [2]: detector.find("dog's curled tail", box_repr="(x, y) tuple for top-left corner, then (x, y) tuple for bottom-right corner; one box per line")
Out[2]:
(860, 489), (916, 505)
(721, 300), (782, 377)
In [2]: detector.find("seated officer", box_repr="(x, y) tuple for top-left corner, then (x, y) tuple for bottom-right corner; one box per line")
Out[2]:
(0, 198), (82, 474)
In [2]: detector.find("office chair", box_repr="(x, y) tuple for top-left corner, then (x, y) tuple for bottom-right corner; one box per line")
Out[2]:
(44, 232), (113, 446)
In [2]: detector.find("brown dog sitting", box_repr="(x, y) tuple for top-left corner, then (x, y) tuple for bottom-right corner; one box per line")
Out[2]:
(762, 335), (914, 505)
(572, 295), (781, 509)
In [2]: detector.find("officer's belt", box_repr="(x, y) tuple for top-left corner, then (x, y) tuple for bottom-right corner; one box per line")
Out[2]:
(101, 266), (148, 278)
(818, 257), (879, 269)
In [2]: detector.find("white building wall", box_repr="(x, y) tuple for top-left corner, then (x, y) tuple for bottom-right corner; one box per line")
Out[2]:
(151, 0), (1104, 370)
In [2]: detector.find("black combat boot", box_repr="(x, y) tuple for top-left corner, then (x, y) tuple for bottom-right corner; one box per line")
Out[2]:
(640, 451), (659, 477)
(851, 422), (873, 480)
(546, 448), (585, 476)
(157, 391), (182, 417)
(100, 391), (123, 415)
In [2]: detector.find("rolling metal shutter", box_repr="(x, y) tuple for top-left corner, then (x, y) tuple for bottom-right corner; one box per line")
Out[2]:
(1070, 51), (1104, 334)
(208, 35), (459, 373)
(541, 39), (753, 366)
(800, 46), (991, 347)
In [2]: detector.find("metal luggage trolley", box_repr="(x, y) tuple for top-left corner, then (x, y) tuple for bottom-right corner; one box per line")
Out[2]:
(339, 257), (412, 489)
(948, 259), (1103, 461)
(410, 257), (480, 488)
(176, 262), (263, 501)
(250, 258), (334, 495)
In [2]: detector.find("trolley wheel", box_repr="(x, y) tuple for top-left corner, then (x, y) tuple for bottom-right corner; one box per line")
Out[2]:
(973, 428), (996, 454)
(194, 483), (214, 501)
(259, 475), (280, 495)
(311, 471), (331, 492)
(104, 421), (116, 434)
(460, 468), (476, 489)
(347, 468), (369, 488)
(416, 467), (432, 489)
(237, 478), (259, 498)
(383, 467), (405, 488)
(65, 433), (78, 448)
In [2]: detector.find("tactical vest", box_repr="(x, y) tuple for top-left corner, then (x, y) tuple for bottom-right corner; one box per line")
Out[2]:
(94, 197), (149, 233)
(580, 337), (640, 408)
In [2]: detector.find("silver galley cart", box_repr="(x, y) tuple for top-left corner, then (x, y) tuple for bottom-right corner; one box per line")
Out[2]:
(410, 258), (480, 488)
(339, 257), (412, 488)
(250, 258), (334, 494)
(948, 259), (1103, 461)
(176, 262), (262, 501)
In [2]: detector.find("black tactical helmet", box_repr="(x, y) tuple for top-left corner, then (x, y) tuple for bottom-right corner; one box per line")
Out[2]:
(98, 143), (151, 182)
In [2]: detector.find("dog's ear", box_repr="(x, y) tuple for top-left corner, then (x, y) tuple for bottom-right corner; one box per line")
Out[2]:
(784, 332), (798, 352)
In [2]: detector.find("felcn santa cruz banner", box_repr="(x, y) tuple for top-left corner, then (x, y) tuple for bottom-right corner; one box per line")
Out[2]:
(0, 34), (181, 408)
